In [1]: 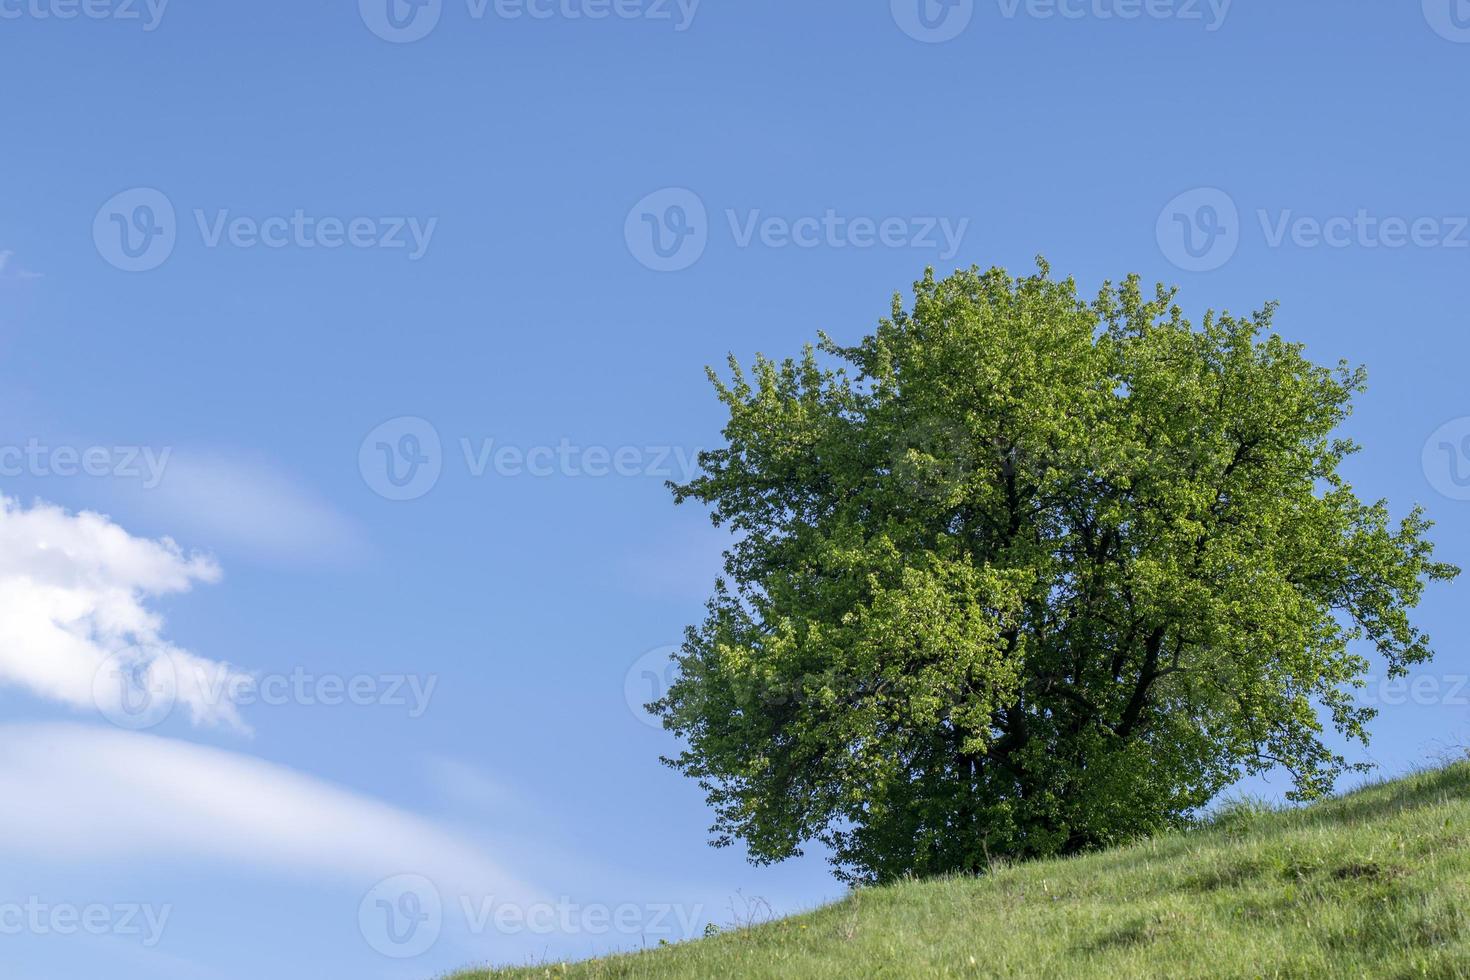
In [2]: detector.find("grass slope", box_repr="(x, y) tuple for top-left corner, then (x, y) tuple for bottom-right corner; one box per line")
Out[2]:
(453, 761), (1470, 979)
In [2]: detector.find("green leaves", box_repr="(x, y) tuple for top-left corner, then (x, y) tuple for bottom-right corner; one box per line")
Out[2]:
(653, 260), (1459, 883)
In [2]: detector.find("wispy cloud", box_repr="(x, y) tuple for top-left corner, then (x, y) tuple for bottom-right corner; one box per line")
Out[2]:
(115, 451), (370, 567)
(0, 249), (43, 282)
(0, 723), (539, 902)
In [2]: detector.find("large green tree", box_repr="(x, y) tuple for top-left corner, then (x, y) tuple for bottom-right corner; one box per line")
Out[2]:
(653, 261), (1458, 884)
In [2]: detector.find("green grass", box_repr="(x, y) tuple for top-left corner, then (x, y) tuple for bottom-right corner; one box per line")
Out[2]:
(451, 760), (1470, 979)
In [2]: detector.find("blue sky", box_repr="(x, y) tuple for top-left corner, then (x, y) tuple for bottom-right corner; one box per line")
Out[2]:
(0, 2), (1467, 976)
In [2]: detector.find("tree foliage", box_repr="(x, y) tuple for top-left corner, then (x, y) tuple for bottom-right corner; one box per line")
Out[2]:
(653, 262), (1458, 884)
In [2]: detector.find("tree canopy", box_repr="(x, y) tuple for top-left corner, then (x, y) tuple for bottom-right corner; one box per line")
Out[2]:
(653, 261), (1458, 884)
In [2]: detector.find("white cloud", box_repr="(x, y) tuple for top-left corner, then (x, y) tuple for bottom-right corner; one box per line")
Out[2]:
(0, 495), (248, 730)
(0, 723), (537, 902)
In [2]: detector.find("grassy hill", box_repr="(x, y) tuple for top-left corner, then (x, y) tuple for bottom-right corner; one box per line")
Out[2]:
(451, 760), (1470, 979)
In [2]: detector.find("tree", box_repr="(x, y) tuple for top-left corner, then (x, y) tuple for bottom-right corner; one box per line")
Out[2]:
(652, 261), (1459, 884)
